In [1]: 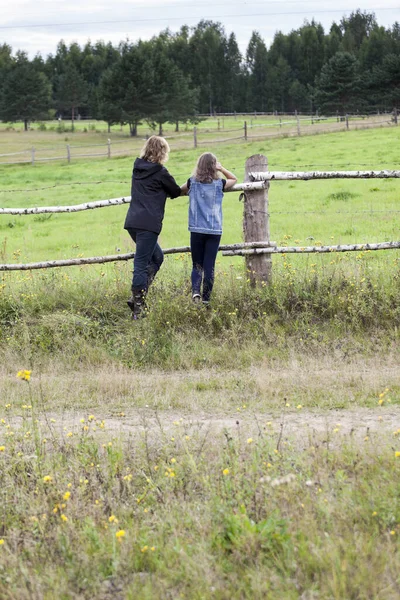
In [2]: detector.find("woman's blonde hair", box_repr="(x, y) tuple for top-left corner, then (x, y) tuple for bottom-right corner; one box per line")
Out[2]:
(194, 152), (218, 183)
(140, 135), (170, 164)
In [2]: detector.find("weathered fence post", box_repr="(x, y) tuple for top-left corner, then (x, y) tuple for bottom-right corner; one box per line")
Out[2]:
(346, 114), (349, 130)
(66, 144), (71, 164)
(296, 111), (301, 136)
(244, 121), (248, 141)
(193, 127), (197, 148)
(243, 154), (271, 285)
(393, 108), (398, 125)
(31, 147), (35, 166)
(107, 139), (111, 158)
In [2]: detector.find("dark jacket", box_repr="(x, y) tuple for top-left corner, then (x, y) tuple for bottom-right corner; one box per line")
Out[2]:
(124, 158), (181, 234)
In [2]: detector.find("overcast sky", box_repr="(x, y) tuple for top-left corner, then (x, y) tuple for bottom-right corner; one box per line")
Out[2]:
(1, 0), (400, 58)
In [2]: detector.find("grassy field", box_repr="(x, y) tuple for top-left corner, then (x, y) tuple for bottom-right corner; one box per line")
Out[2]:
(0, 124), (399, 598)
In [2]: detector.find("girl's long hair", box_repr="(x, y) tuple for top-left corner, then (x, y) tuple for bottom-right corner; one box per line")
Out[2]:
(194, 152), (218, 183)
(140, 135), (170, 164)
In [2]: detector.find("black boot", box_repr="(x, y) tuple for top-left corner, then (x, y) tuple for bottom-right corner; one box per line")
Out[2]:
(127, 288), (147, 320)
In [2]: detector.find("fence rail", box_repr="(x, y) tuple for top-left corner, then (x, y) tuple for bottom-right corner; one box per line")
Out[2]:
(1, 112), (398, 166)
(2, 170), (399, 216)
(1, 241), (400, 272)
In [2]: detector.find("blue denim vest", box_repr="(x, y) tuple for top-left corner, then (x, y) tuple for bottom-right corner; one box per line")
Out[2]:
(188, 178), (224, 235)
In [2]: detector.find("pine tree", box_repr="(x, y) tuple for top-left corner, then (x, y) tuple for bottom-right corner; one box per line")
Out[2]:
(0, 51), (51, 130)
(55, 61), (88, 129)
(314, 51), (364, 114)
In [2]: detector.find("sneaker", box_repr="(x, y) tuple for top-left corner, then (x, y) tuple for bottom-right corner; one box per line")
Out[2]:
(192, 293), (201, 304)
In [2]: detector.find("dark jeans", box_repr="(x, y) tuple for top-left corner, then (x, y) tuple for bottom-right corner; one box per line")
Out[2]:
(127, 228), (164, 292)
(190, 232), (221, 302)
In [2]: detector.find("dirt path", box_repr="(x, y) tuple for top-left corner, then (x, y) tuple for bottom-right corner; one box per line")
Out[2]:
(28, 406), (400, 445)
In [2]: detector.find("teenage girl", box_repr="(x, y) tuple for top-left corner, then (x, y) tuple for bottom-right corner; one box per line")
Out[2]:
(124, 136), (181, 319)
(181, 153), (237, 304)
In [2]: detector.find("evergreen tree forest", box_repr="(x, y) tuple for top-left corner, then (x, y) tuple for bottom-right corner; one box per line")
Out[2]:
(0, 10), (399, 133)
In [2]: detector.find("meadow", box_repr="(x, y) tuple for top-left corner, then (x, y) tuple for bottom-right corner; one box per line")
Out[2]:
(0, 122), (399, 598)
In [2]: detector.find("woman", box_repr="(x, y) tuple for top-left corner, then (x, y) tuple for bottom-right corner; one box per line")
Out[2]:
(181, 153), (237, 305)
(124, 136), (181, 319)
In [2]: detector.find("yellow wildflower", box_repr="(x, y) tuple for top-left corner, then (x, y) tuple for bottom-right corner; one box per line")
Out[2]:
(247, 438), (253, 444)
(109, 515), (118, 523)
(63, 492), (71, 501)
(116, 530), (125, 539)
(0, 447), (5, 452)
(222, 468), (230, 475)
(43, 475), (52, 483)
(17, 370), (31, 382)
(60, 514), (68, 522)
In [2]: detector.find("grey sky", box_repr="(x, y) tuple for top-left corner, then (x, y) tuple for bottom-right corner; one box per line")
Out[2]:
(1, 0), (399, 58)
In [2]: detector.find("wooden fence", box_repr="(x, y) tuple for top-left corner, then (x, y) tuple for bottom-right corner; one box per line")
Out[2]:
(0, 111), (398, 166)
(1, 156), (400, 282)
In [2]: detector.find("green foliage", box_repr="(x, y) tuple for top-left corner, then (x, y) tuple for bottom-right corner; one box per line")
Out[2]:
(1, 11), (399, 120)
(0, 51), (52, 130)
(314, 52), (364, 114)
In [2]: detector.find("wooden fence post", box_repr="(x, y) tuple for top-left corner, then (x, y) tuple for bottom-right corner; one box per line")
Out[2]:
(296, 111), (301, 136)
(193, 126), (197, 148)
(107, 139), (111, 158)
(31, 147), (35, 166)
(393, 108), (398, 125)
(66, 144), (71, 163)
(243, 154), (271, 285)
(346, 114), (349, 130)
(244, 121), (247, 140)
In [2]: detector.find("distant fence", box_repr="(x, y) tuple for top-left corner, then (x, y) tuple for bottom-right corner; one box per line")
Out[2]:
(1, 161), (399, 281)
(0, 111), (398, 166)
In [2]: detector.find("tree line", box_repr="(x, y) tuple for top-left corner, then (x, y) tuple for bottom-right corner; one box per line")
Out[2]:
(0, 10), (399, 133)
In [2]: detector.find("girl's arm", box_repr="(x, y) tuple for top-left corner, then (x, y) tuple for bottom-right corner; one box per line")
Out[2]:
(217, 163), (237, 190)
(180, 182), (189, 195)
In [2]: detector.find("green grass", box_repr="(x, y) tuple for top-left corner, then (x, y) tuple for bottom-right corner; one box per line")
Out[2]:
(1, 123), (400, 599)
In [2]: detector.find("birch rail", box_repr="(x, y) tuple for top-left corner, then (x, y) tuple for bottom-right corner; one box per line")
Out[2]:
(1, 241), (399, 272)
(222, 241), (400, 256)
(2, 170), (400, 215)
(0, 182), (267, 215)
(0, 242), (276, 271)
(249, 170), (400, 181)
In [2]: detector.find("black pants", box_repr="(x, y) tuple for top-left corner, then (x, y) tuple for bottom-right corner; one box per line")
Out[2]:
(127, 228), (164, 291)
(190, 232), (221, 302)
